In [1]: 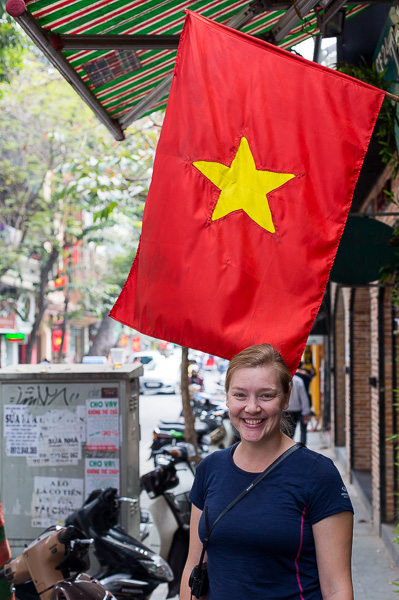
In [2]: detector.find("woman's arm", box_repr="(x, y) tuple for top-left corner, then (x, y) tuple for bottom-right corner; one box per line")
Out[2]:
(180, 505), (207, 600)
(313, 511), (354, 600)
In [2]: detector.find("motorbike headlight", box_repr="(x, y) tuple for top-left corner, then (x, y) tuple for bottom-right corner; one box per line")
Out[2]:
(139, 556), (174, 582)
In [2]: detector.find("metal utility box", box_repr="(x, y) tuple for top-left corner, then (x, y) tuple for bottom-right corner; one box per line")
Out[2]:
(0, 363), (142, 556)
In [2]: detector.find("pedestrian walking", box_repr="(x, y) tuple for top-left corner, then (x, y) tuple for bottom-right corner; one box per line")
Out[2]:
(284, 372), (311, 444)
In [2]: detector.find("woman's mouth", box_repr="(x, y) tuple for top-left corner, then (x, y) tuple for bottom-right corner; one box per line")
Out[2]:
(243, 418), (264, 425)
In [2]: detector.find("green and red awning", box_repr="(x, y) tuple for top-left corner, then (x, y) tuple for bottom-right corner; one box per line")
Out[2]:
(6, 0), (368, 140)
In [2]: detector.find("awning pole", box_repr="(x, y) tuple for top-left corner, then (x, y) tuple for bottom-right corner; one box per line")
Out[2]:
(119, 74), (173, 130)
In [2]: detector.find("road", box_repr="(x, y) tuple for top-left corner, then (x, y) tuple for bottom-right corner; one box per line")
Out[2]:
(139, 368), (223, 475)
(139, 392), (182, 475)
(138, 368), (223, 600)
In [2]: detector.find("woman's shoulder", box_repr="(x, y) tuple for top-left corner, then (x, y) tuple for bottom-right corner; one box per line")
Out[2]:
(293, 446), (348, 490)
(292, 446), (340, 476)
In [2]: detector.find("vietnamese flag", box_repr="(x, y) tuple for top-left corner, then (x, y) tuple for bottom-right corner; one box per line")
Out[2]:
(110, 11), (384, 373)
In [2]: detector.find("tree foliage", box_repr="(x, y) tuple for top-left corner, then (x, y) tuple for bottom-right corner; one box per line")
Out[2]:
(0, 50), (161, 361)
(0, 1), (28, 87)
(337, 60), (399, 176)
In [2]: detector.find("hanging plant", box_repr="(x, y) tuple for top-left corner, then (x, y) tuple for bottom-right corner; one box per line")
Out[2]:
(337, 59), (399, 178)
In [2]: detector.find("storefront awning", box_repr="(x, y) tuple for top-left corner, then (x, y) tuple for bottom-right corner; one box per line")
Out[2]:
(6, 0), (368, 140)
(330, 215), (398, 285)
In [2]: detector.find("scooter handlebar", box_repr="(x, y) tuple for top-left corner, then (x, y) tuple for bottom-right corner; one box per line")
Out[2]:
(57, 525), (86, 545)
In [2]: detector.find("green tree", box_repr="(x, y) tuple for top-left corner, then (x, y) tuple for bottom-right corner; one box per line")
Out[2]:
(55, 123), (160, 359)
(0, 50), (161, 362)
(0, 0), (28, 86)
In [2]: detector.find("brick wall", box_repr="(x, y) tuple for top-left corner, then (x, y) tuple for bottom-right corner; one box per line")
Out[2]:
(328, 167), (399, 533)
(342, 288), (353, 478)
(352, 287), (371, 471)
(383, 290), (397, 523)
(370, 287), (381, 528)
(334, 287), (346, 447)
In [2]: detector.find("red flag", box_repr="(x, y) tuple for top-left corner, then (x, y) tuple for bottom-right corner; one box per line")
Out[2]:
(110, 11), (384, 373)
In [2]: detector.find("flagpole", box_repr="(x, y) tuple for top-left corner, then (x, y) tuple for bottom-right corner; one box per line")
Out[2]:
(386, 91), (399, 103)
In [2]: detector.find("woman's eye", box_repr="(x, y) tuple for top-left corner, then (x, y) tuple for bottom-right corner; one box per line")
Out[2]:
(233, 392), (245, 398)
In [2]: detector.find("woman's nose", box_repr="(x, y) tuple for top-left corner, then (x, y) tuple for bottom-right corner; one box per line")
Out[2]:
(245, 396), (261, 413)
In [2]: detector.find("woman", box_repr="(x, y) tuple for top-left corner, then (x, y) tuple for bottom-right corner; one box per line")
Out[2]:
(180, 344), (353, 600)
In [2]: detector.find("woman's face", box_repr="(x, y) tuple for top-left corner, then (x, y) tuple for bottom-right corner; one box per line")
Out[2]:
(226, 364), (290, 444)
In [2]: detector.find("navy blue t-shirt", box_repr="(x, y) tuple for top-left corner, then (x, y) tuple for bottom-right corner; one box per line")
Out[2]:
(189, 444), (353, 600)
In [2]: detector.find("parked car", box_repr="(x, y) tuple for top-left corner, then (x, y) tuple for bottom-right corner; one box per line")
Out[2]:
(132, 350), (160, 367)
(134, 352), (181, 395)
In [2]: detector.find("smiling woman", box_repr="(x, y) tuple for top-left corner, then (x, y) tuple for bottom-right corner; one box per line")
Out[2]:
(180, 343), (354, 600)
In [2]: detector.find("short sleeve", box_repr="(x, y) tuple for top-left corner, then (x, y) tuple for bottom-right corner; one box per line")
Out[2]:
(308, 454), (354, 524)
(189, 457), (207, 510)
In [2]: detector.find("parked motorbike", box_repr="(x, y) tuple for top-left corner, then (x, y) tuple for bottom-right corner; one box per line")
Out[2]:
(64, 488), (173, 600)
(140, 443), (196, 598)
(191, 391), (226, 417)
(152, 441), (197, 472)
(0, 524), (113, 600)
(151, 420), (211, 456)
(199, 405), (239, 452)
(151, 401), (239, 456)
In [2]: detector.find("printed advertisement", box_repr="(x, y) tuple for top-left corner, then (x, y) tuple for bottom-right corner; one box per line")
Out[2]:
(31, 476), (84, 528)
(27, 407), (85, 466)
(3, 405), (39, 457)
(85, 458), (120, 495)
(86, 398), (119, 451)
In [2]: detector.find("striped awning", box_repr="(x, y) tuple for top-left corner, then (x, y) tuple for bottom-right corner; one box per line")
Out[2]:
(7, 0), (368, 140)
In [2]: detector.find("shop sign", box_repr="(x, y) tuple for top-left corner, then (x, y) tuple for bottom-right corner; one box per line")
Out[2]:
(52, 329), (68, 353)
(374, 5), (399, 91)
(5, 333), (27, 344)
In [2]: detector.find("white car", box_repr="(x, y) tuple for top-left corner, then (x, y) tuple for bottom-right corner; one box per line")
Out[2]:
(133, 351), (181, 395)
(132, 350), (160, 367)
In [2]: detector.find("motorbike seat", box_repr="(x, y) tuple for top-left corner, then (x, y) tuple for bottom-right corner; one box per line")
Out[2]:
(158, 421), (209, 435)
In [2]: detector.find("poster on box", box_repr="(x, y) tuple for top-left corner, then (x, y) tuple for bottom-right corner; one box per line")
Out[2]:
(86, 398), (119, 451)
(85, 458), (120, 495)
(27, 408), (84, 466)
(31, 476), (84, 528)
(3, 405), (39, 457)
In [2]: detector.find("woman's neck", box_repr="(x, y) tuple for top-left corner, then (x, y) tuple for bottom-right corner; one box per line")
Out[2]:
(233, 433), (294, 472)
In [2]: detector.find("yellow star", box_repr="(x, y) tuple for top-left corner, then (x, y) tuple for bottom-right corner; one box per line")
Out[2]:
(193, 137), (296, 233)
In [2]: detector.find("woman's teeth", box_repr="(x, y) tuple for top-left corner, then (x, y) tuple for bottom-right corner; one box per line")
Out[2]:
(244, 419), (263, 424)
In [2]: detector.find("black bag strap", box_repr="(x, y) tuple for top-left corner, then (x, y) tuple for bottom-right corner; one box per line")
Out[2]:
(202, 442), (303, 552)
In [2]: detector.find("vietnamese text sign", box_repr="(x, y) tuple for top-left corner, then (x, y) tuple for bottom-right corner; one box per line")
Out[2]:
(85, 458), (120, 496)
(86, 398), (119, 451)
(31, 476), (84, 528)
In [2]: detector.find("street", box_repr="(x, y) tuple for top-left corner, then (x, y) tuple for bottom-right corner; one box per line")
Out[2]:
(139, 392), (182, 475)
(139, 366), (222, 475)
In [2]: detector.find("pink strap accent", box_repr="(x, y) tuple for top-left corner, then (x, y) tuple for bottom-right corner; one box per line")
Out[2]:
(295, 505), (308, 600)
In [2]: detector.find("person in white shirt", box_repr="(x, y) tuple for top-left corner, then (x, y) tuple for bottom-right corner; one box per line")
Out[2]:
(284, 374), (311, 444)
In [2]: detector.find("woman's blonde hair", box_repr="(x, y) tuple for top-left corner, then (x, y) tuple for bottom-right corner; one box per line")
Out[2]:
(225, 343), (292, 394)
